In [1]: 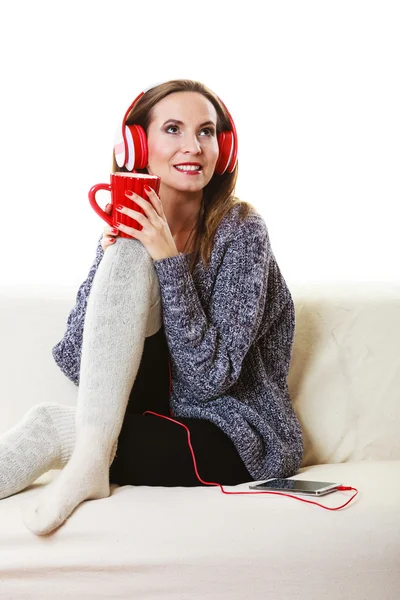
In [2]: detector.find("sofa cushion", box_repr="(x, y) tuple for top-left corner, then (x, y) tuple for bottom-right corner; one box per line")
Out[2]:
(0, 460), (398, 599)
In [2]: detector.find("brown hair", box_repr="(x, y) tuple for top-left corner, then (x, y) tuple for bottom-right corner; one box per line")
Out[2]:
(111, 79), (256, 274)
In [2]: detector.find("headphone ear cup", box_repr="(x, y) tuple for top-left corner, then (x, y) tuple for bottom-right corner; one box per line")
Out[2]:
(226, 130), (238, 173)
(114, 122), (127, 168)
(125, 124), (148, 171)
(215, 131), (236, 175)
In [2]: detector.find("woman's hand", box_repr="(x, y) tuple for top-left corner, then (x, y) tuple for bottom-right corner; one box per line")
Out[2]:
(114, 186), (180, 261)
(101, 204), (119, 252)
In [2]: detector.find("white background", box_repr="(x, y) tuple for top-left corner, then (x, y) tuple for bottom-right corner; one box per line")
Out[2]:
(0, 0), (398, 288)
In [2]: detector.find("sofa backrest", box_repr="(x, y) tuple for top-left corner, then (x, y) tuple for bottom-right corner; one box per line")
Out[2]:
(289, 282), (400, 467)
(1, 283), (399, 467)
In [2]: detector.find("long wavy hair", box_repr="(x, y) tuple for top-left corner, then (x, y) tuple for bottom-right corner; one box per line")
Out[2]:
(111, 79), (256, 274)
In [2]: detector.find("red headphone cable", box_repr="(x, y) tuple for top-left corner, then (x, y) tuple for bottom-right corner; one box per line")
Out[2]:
(143, 408), (358, 511)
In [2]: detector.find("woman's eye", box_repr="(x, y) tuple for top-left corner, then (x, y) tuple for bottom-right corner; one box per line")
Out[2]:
(165, 125), (215, 136)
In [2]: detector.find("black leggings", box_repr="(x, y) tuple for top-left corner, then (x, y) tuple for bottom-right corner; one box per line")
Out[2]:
(109, 326), (252, 487)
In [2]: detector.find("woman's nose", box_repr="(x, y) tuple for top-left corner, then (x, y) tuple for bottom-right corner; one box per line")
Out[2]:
(181, 134), (201, 153)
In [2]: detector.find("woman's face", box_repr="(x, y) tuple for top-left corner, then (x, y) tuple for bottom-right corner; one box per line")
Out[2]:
(145, 91), (220, 194)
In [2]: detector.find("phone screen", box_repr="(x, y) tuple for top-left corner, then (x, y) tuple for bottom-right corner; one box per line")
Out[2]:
(249, 479), (339, 495)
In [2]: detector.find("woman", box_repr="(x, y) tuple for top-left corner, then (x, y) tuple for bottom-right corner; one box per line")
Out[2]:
(0, 79), (304, 535)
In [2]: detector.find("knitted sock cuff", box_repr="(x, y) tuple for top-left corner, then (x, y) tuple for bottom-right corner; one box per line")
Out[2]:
(43, 404), (76, 467)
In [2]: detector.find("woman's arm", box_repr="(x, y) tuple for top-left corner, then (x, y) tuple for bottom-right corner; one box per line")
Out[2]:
(51, 234), (104, 385)
(152, 213), (276, 401)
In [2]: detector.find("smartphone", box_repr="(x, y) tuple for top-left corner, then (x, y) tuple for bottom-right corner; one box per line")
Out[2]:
(248, 478), (341, 496)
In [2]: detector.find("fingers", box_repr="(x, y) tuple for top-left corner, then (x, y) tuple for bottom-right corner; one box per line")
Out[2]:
(101, 234), (117, 252)
(104, 225), (119, 236)
(103, 205), (119, 237)
(101, 204), (119, 251)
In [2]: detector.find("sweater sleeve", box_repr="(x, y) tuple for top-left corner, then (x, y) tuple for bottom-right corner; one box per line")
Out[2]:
(152, 214), (271, 401)
(51, 234), (104, 385)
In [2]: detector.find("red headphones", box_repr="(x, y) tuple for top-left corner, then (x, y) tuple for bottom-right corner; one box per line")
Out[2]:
(113, 80), (238, 175)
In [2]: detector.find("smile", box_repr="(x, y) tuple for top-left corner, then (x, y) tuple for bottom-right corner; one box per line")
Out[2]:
(173, 165), (203, 175)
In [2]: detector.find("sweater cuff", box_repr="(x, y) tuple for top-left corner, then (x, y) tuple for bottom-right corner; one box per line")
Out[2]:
(152, 253), (190, 284)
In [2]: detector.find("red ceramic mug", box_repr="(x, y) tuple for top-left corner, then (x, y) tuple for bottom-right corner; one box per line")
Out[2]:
(88, 173), (161, 239)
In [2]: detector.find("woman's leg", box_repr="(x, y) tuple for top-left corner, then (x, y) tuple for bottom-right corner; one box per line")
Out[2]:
(0, 404), (76, 501)
(0, 321), (167, 501)
(22, 238), (160, 535)
(0, 403), (118, 501)
(109, 413), (252, 487)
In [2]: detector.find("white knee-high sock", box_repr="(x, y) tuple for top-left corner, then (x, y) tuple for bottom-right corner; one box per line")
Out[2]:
(22, 238), (161, 535)
(0, 403), (76, 501)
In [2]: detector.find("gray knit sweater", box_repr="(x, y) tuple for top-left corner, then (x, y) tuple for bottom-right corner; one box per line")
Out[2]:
(52, 204), (304, 481)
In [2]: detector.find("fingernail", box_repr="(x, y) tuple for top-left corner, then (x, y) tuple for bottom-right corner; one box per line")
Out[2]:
(111, 228), (118, 234)
(110, 238), (116, 243)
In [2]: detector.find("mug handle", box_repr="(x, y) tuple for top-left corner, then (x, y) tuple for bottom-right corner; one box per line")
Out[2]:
(88, 184), (113, 227)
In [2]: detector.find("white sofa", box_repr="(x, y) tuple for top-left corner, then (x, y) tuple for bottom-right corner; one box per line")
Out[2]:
(0, 282), (399, 600)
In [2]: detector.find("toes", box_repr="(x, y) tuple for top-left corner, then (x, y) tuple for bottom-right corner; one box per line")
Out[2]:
(21, 502), (62, 536)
